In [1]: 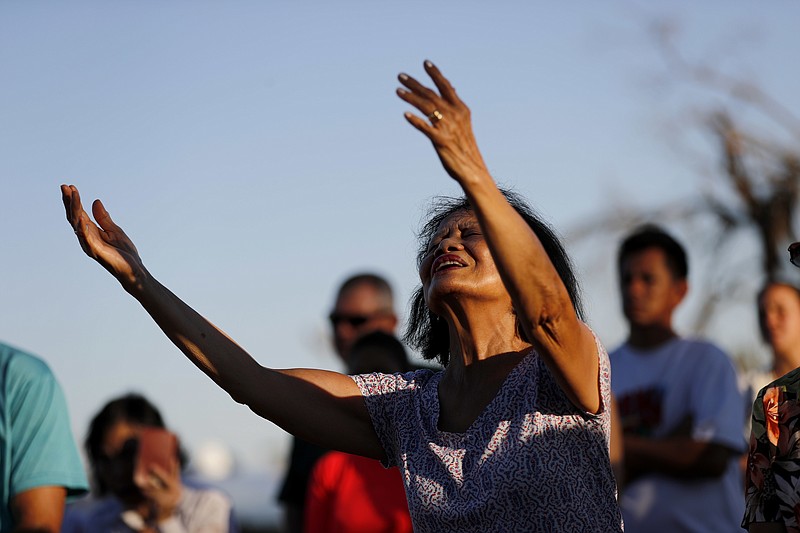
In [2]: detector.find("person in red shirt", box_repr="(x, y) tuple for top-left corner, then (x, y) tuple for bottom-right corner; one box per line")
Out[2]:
(279, 273), (399, 532)
(304, 332), (413, 533)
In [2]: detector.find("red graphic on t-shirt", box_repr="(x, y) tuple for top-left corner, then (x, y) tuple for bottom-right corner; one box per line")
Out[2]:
(618, 387), (664, 436)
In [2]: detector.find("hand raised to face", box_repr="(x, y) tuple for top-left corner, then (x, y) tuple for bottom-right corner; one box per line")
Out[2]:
(134, 459), (182, 523)
(396, 61), (490, 188)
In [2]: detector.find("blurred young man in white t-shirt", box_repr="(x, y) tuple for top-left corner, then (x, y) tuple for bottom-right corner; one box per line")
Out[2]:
(610, 225), (746, 533)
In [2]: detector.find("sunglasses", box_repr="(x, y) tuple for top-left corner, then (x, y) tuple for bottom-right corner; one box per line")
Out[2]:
(329, 312), (387, 328)
(791, 242), (800, 268)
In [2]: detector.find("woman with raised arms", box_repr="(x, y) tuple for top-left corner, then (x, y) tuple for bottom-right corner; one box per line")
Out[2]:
(62, 61), (622, 532)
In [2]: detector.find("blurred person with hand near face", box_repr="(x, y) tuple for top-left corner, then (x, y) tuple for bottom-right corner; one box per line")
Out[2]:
(62, 394), (236, 533)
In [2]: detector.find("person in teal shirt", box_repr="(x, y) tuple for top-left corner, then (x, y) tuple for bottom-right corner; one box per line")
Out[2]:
(0, 342), (88, 532)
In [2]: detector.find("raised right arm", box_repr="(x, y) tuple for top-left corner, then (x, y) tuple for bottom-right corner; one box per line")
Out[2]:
(60, 185), (383, 460)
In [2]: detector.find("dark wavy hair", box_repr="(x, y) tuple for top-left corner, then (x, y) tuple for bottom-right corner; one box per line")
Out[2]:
(403, 190), (584, 366)
(85, 393), (187, 495)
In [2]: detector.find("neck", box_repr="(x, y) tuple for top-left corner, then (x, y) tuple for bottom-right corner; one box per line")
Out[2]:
(627, 324), (677, 350)
(442, 347), (530, 393)
(440, 300), (529, 368)
(772, 349), (800, 378)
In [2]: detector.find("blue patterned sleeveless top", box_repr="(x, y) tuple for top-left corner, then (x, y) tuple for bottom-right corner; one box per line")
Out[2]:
(352, 335), (623, 532)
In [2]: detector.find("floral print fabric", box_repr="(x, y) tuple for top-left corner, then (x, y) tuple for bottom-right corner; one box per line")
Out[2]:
(744, 366), (800, 531)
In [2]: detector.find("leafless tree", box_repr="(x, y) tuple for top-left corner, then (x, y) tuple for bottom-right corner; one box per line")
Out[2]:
(570, 19), (800, 340)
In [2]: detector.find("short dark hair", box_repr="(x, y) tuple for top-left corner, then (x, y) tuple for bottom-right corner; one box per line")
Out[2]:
(85, 393), (185, 495)
(336, 273), (394, 308)
(349, 331), (411, 373)
(618, 225), (688, 280)
(404, 190), (584, 367)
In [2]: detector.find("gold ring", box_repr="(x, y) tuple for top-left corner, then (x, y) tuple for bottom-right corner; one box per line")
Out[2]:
(428, 110), (443, 123)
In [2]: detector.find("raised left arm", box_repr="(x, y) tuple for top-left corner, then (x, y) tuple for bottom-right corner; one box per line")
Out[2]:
(397, 61), (599, 413)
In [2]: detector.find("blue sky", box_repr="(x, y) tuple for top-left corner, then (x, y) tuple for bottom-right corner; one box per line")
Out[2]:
(1, 2), (798, 508)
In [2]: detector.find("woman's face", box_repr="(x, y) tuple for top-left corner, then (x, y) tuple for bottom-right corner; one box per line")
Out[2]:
(759, 283), (800, 356)
(419, 210), (507, 313)
(98, 420), (143, 502)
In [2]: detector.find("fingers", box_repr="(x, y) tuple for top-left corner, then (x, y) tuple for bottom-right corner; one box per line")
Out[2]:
(61, 184), (96, 256)
(60, 185), (146, 289)
(147, 471), (168, 491)
(398, 72), (440, 104)
(423, 60), (458, 104)
(135, 465), (170, 492)
(397, 74), (446, 132)
(137, 462), (181, 510)
(138, 464), (182, 520)
(60, 185), (114, 236)
(91, 198), (139, 254)
(404, 112), (436, 140)
(61, 184), (84, 231)
(397, 61), (459, 110)
(133, 470), (154, 490)
(396, 86), (437, 116)
(62, 187), (110, 242)
(60, 185), (113, 259)
(398, 70), (447, 125)
(149, 461), (177, 482)
(60, 184), (73, 223)
(397, 60), (467, 133)
(92, 199), (120, 234)
(61, 184), (96, 238)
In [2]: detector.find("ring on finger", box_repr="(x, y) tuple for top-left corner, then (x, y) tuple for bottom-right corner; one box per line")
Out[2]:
(428, 110), (444, 123)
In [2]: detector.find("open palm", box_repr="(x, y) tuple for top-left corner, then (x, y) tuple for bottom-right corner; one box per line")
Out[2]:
(61, 184), (146, 291)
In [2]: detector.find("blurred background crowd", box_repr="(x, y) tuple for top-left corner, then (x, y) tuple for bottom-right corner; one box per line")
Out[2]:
(2, 1), (800, 531)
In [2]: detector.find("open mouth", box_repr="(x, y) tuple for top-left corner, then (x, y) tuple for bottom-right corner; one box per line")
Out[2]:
(432, 254), (467, 275)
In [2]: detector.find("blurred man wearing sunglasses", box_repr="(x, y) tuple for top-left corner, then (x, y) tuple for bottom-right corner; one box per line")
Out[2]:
(278, 273), (398, 533)
(327, 274), (399, 364)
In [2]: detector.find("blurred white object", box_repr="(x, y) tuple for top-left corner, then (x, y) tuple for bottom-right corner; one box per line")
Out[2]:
(194, 441), (236, 481)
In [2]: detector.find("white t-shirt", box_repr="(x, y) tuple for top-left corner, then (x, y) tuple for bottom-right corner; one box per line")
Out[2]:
(62, 484), (234, 533)
(610, 338), (746, 533)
